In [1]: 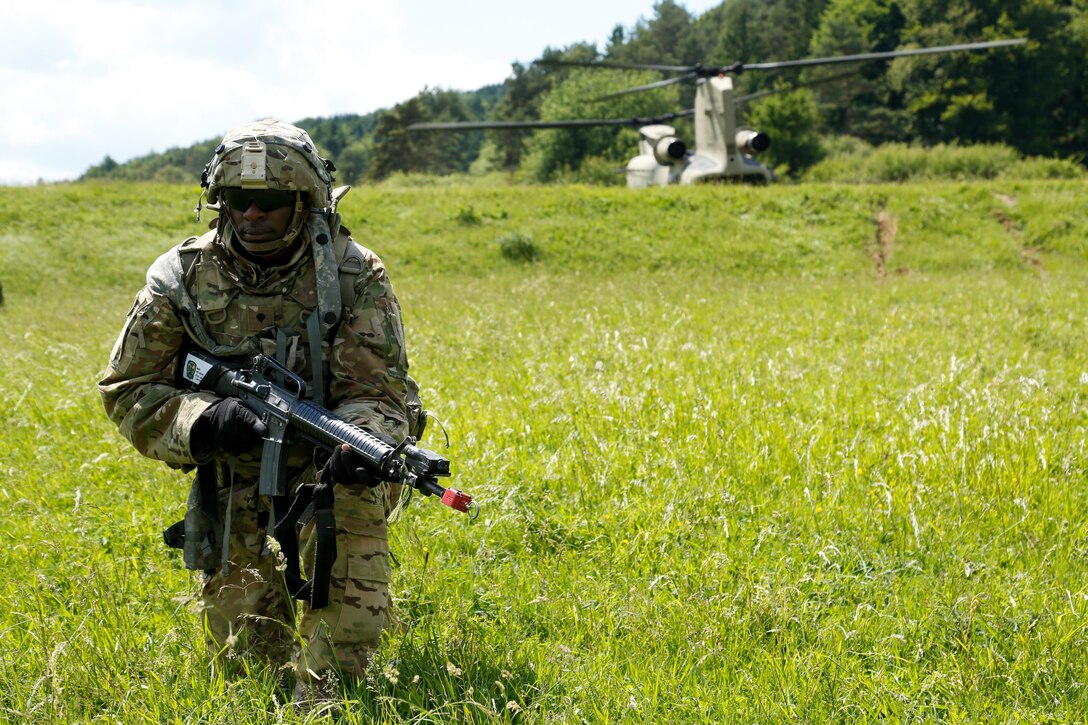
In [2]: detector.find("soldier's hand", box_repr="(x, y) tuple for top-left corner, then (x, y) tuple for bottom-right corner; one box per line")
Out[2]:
(191, 398), (268, 461)
(321, 444), (383, 487)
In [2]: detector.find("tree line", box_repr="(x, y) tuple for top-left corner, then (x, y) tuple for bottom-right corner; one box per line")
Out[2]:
(84, 0), (1088, 184)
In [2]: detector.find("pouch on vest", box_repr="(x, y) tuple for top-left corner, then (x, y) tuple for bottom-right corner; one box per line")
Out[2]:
(163, 463), (224, 572)
(406, 374), (427, 441)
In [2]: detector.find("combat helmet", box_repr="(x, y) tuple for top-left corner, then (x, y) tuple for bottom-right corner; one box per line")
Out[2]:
(200, 119), (336, 254)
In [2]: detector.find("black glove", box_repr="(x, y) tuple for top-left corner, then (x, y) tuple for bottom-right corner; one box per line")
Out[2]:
(321, 444), (383, 487)
(190, 398), (268, 462)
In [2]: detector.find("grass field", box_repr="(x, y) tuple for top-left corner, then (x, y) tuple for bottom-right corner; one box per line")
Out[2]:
(1, 180), (1086, 723)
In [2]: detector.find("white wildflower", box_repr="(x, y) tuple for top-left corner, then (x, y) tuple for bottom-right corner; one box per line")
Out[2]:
(265, 535), (288, 572)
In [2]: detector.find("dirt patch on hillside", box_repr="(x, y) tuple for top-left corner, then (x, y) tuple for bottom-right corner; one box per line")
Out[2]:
(992, 192), (1023, 235)
(992, 192), (1044, 276)
(1021, 246), (1044, 269)
(871, 206), (898, 278)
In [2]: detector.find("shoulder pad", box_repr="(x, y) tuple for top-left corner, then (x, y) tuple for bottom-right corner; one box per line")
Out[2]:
(147, 231), (215, 294)
(178, 233), (213, 252)
(146, 247), (183, 295)
(335, 233), (365, 275)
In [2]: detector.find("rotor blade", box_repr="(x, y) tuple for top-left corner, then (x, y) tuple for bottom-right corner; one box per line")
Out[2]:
(408, 110), (694, 132)
(408, 120), (620, 131)
(593, 72), (700, 100)
(739, 38), (1026, 72)
(735, 69), (867, 104)
(533, 59), (693, 73)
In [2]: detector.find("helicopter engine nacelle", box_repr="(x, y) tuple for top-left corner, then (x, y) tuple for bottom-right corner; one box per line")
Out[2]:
(653, 136), (687, 165)
(735, 129), (770, 156)
(629, 124), (689, 188)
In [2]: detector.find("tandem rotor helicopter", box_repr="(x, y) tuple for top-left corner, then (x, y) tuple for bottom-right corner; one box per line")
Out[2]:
(409, 38), (1026, 188)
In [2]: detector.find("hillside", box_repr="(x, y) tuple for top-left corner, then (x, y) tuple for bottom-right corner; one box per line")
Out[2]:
(3, 178), (1084, 293)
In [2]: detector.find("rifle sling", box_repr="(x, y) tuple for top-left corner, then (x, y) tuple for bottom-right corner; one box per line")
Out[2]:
(306, 310), (326, 407)
(271, 483), (336, 610)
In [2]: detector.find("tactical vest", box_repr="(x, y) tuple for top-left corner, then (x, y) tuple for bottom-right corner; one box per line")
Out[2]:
(156, 208), (425, 584)
(146, 210), (426, 437)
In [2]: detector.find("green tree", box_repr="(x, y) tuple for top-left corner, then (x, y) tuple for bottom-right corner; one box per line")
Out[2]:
(610, 1), (697, 66)
(323, 124), (347, 158)
(336, 139), (372, 185)
(368, 88), (480, 180)
(81, 155), (119, 180)
(520, 69), (680, 182)
(1063, 0), (1088, 157)
(805, 0), (909, 142)
(486, 43), (601, 170)
(889, 0), (1079, 155)
(607, 0), (718, 109)
(716, 0), (830, 96)
(746, 86), (824, 176)
(151, 165), (190, 184)
(368, 97), (428, 180)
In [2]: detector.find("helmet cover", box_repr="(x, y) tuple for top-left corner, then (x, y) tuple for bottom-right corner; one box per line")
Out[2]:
(203, 119), (334, 208)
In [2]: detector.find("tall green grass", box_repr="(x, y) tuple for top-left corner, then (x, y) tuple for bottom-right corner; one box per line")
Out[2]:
(803, 142), (1086, 184)
(1, 180), (1086, 722)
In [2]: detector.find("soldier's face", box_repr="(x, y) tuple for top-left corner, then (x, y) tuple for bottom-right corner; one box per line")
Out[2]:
(228, 198), (295, 242)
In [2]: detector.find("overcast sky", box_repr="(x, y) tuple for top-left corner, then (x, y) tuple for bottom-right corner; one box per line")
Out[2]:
(0, 0), (724, 184)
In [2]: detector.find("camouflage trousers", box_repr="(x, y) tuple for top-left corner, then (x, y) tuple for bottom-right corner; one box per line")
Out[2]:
(199, 477), (392, 682)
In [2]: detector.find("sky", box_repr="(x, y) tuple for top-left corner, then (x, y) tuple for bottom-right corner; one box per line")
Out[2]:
(0, 0), (724, 184)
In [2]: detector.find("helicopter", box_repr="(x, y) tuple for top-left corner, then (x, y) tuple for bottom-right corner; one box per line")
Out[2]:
(408, 38), (1027, 188)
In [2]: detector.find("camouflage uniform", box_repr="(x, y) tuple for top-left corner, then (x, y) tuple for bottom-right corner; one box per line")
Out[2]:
(98, 120), (409, 685)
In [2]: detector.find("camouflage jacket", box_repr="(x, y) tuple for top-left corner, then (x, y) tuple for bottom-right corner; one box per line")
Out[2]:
(98, 222), (410, 481)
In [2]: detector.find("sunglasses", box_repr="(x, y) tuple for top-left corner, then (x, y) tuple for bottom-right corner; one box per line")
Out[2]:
(222, 187), (297, 212)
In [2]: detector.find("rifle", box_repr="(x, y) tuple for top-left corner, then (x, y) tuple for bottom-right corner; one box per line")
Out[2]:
(178, 348), (474, 514)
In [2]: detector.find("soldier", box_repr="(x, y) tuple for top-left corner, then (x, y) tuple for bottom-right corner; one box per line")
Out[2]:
(98, 119), (419, 708)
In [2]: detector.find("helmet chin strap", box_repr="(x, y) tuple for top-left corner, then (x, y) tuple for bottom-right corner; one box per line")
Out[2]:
(225, 193), (307, 258)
